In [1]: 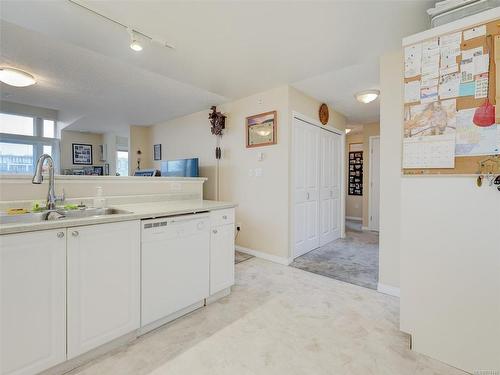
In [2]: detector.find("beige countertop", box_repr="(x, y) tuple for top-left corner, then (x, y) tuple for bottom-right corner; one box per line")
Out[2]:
(0, 200), (236, 235)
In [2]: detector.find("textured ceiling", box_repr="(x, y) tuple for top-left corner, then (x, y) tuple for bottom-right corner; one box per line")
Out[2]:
(0, 1), (433, 133)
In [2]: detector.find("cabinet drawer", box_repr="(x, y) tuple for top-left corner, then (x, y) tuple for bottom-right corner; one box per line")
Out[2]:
(210, 208), (235, 227)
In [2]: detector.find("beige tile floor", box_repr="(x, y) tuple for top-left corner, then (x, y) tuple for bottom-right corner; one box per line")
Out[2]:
(68, 258), (466, 375)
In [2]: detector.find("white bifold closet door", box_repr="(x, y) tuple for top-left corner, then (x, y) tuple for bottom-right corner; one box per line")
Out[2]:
(319, 131), (341, 245)
(293, 118), (320, 257)
(293, 117), (342, 259)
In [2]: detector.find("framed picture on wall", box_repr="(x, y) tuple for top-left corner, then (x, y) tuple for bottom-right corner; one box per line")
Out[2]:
(72, 143), (93, 165)
(246, 111), (277, 148)
(154, 144), (162, 161)
(348, 151), (363, 196)
(93, 166), (104, 176)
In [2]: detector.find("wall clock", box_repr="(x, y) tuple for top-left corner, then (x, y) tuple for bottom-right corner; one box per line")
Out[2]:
(319, 103), (329, 125)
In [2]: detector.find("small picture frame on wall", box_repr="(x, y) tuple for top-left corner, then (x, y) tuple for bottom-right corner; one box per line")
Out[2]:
(72, 143), (93, 165)
(246, 111), (277, 148)
(154, 144), (162, 161)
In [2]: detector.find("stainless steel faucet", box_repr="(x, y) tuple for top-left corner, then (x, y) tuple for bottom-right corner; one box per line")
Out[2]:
(32, 154), (64, 210)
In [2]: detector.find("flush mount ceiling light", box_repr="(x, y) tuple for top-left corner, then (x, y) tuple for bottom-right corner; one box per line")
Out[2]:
(345, 128), (352, 134)
(128, 29), (143, 52)
(355, 89), (380, 104)
(0, 68), (36, 87)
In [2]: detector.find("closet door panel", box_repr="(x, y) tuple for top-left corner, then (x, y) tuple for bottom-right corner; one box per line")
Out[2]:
(319, 131), (341, 246)
(293, 118), (320, 258)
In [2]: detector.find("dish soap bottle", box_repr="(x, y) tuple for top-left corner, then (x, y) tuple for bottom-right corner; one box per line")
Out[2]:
(93, 186), (106, 209)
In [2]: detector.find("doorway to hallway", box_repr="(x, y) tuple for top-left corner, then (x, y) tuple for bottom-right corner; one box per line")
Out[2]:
(290, 219), (379, 289)
(291, 124), (380, 291)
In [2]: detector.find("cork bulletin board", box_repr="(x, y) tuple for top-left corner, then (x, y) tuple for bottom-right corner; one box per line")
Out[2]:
(402, 19), (500, 175)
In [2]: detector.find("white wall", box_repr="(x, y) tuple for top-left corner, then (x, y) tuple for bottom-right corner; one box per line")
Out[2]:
(150, 110), (217, 200)
(400, 177), (500, 373)
(0, 175), (204, 202)
(149, 86), (290, 259)
(379, 51), (403, 291)
(60, 130), (104, 170)
(146, 85), (347, 261)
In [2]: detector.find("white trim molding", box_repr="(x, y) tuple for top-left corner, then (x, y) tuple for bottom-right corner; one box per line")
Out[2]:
(236, 245), (292, 266)
(346, 216), (362, 221)
(377, 283), (400, 297)
(368, 135), (380, 231)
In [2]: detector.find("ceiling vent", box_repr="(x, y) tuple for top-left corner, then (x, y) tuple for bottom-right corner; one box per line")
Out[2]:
(428, 0), (500, 27)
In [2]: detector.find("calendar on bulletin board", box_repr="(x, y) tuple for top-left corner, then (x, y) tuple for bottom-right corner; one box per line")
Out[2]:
(348, 151), (363, 196)
(402, 18), (500, 175)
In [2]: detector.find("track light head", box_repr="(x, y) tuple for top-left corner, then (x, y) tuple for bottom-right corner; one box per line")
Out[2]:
(128, 28), (143, 52)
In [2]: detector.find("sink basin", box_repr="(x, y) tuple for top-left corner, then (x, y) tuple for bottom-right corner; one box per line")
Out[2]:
(0, 207), (132, 225)
(58, 207), (132, 219)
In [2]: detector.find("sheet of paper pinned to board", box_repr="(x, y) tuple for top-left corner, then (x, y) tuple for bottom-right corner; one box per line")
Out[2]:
(475, 73), (489, 99)
(404, 80), (421, 103)
(439, 72), (460, 99)
(474, 53), (489, 75)
(463, 25), (486, 41)
(456, 107), (500, 156)
(402, 99), (457, 168)
(439, 31), (461, 69)
(404, 43), (422, 78)
(421, 38), (440, 76)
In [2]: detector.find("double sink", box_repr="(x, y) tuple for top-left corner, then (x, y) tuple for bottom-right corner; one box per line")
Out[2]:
(0, 207), (132, 225)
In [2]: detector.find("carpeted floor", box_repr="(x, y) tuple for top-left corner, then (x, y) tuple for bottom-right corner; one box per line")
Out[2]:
(290, 220), (379, 290)
(235, 250), (254, 264)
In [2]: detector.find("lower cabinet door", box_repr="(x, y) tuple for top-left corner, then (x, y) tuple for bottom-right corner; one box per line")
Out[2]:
(210, 224), (235, 295)
(67, 221), (140, 359)
(1, 229), (66, 375)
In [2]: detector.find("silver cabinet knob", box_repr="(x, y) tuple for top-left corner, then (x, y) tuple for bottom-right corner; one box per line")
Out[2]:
(306, 192), (310, 200)
(71, 231), (79, 237)
(213, 229), (218, 234)
(57, 232), (65, 238)
(222, 215), (228, 220)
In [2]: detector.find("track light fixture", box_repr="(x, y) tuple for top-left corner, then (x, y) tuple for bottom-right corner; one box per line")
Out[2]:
(68, 0), (175, 52)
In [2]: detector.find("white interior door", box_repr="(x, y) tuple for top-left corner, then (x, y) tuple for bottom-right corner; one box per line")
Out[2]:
(293, 118), (320, 258)
(319, 131), (342, 245)
(369, 136), (380, 231)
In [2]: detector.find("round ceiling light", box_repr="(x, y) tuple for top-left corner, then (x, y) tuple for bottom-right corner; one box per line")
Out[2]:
(0, 68), (36, 87)
(355, 89), (380, 104)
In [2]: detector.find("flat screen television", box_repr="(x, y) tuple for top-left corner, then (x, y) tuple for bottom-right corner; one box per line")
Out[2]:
(161, 158), (199, 177)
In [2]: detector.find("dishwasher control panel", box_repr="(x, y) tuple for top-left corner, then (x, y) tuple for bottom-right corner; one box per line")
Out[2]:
(141, 213), (209, 242)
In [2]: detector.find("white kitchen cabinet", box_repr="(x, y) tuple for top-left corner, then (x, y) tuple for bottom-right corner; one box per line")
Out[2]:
(1, 229), (66, 375)
(67, 220), (140, 359)
(209, 209), (235, 295)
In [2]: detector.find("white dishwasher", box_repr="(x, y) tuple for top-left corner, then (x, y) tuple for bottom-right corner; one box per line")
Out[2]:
(141, 213), (210, 328)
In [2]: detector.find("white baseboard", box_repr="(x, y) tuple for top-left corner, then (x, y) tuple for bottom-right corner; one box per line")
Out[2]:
(346, 216), (362, 221)
(235, 245), (292, 266)
(377, 283), (400, 297)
